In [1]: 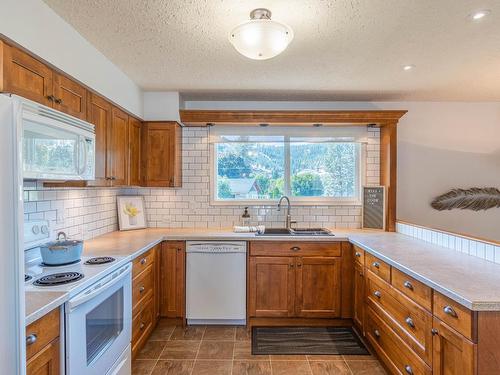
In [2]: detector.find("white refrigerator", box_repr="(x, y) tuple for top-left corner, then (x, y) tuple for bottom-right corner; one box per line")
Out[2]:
(0, 94), (26, 374)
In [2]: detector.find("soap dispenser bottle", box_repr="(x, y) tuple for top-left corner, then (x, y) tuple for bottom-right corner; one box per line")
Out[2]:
(242, 207), (251, 226)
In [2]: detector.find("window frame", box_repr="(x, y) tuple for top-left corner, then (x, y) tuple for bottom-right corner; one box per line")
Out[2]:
(209, 141), (366, 206)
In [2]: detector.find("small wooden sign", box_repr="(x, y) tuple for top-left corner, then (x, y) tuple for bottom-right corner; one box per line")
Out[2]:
(362, 186), (385, 230)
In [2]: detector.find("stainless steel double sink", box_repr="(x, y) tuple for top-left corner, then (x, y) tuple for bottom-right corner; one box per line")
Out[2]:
(257, 228), (334, 236)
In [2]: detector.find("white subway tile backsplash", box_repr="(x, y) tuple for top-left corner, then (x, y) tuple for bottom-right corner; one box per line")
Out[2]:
(397, 222), (499, 264)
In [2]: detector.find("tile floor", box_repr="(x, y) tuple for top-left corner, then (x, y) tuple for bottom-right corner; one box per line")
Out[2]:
(132, 321), (387, 375)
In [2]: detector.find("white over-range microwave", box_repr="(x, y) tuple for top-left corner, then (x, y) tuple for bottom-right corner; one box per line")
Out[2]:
(5, 94), (96, 180)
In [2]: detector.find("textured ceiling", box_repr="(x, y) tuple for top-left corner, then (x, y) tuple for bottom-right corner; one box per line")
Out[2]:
(43, 0), (500, 101)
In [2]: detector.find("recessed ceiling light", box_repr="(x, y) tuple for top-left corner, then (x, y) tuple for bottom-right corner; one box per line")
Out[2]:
(469, 9), (491, 21)
(402, 64), (415, 71)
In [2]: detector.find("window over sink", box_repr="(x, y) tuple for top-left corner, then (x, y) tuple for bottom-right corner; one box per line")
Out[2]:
(210, 126), (367, 205)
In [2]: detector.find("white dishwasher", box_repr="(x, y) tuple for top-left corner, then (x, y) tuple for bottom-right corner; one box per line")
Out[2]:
(186, 241), (247, 325)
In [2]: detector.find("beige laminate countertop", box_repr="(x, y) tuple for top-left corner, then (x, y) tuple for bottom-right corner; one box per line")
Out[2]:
(25, 227), (500, 325)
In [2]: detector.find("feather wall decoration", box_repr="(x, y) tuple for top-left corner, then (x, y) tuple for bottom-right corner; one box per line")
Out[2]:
(431, 187), (500, 211)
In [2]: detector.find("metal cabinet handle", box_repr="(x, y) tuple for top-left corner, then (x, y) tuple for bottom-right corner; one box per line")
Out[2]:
(290, 246), (301, 252)
(140, 258), (147, 265)
(405, 317), (415, 329)
(404, 365), (413, 375)
(140, 322), (145, 330)
(26, 334), (37, 345)
(55, 98), (63, 104)
(443, 305), (458, 318)
(297, 263), (302, 268)
(289, 264), (295, 269)
(46, 95), (56, 102)
(431, 328), (439, 336)
(355, 252), (361, 258)
(374, 290), (382, 298)
(372, 262), (380, 268)
(139, 286), (145, 293)
(374, 329), (380, 338)
(403, 281), (414, 290)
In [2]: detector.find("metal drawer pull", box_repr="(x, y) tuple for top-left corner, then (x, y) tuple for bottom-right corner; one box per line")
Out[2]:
(139, 286), (145, 293)
(405, 317), (415, 329)
(140, 258), (147, 265)
(374, 329), (380, 338)
(372, 262), (380, 268)
(355, 252), (361, 257)
(55, 98), (63, 104)
(431, 328), (439, 336)
(403, 281), (414, 290)
(26, 334), (37, 345)
(290, 246), (301, 251)
(443, 305), (458, 318)
(404, 365), (413, 375)
(297, 263), (302, 268)
(374, 290), (382, 298)
(140, 322), (145, 330)
(289, 264), (295, 269)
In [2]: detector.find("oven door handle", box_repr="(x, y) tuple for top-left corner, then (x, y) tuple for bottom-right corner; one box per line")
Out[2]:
(68, 263), (131, 310)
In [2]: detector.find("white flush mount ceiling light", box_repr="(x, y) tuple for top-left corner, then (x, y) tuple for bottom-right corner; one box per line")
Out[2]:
(402, 64), (415, 71)
(229, 8), (294, 60)
(469, 9), (491, 21)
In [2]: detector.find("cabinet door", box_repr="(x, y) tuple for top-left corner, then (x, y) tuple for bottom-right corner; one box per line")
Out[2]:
(249, 256), (295, 317)
(26, 338), (60, 375)
(108, 107), (129, 186)
(1, 42), (54, 106)
(142, 122), (182, 187)
(433, 317), (475, 375)
(86, 93), (111, 186)
(295, 257), (341, 318)
(353, 261), (365, 333)
(160, 241), (185, 318)
(53, 74), (87, 119)
(128, 117), (141, 186)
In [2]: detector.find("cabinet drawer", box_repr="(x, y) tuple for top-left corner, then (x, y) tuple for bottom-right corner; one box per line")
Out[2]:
(366, 306), (432, 375)
(26, 337), (60, 375)
(366, 272), (433, 365)
(392, 268), (432, 312)
(133, 247), (156, 278)
(26, 308), (60, 361)
(366, 253), (391, 283)
(433, 292), (475, 341)
(132, 264), (154, 315)
(250, 241), (341, 257)
(353, 245), (365, 265)
(132, 296), (154, 359)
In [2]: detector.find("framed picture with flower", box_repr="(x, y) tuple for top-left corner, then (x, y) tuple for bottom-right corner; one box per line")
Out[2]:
(117, 196), (147, 230)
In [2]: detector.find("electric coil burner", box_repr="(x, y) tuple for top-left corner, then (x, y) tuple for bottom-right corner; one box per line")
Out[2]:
(84, 256), (116, 265)
(33, 272), (84, 287)
(25, 274), (32, 282)
(40, 259), (81, 267)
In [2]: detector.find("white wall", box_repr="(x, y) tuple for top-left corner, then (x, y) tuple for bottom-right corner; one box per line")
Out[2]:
(0, 0), (143, 117)
(184, 100), (500, 242)
(143, 92), (181, 121)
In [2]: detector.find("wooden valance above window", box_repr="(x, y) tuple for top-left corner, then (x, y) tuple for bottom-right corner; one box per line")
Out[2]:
(179, 109), (407, 127)
(179, 109), (407, 233)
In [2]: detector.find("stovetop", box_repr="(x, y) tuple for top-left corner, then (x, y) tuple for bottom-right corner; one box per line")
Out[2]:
(25, 254), (128, 295)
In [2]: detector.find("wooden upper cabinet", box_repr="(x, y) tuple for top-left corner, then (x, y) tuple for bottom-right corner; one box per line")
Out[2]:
(249, 256), (295, 318)
(108, 107), (129, 186)
(142, 122), (182, 187)
(86, 93), (112, 186)
(432, 317), (475, 375)
(160, 241), (185, 318)
(1, 41), (53, 106)
(128, 117), (142, 186)
(295, 257), (341, 318)
(53, 73), (87, 119)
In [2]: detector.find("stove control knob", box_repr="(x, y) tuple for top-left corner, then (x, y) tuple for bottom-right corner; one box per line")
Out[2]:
(40, 225), (49, 235)
(32, 225), (40, 235)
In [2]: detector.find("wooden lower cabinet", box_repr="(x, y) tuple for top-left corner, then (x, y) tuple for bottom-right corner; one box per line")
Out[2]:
(160, 241), (185, 318)
(26, 338), (60, 375)
(131, 245), (160, 359)
(295, 257), (341, 318)
(249, 256), (295, 318)
(432, 317), (475, 375)
(353, 261), (365, 332)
